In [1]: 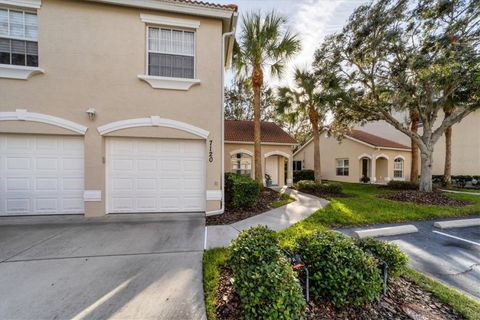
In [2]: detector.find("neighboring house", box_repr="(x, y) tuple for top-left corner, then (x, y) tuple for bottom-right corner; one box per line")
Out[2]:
(358, 110), (480, 176)
(0, 0), (238, 216)
(293, 130), (412, 183)
(224, 120), (297, 186)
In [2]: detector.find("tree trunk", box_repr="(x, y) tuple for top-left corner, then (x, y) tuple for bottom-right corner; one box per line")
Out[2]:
(410, 111), (419, 183)
(309, 108), (321, 184)
(419, 148), (434, 192)
(252, 65), (264, 188)
(443, 110), (453, 187)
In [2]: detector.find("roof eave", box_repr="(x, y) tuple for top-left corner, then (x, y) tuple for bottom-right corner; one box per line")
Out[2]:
(85, 0), (237, 32)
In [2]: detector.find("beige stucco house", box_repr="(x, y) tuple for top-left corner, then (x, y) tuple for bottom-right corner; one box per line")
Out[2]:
(293, 130), (412, 183)
(224, 120), (297, 186)
(359, 110), (480, 176)
(0, 0), (238, 216)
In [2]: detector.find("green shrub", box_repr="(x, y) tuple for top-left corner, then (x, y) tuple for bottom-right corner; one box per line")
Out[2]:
(229, 226), (306, 320)
(297, 231), (383, 307)
(387, 180), (419, 190)
(293, 170), (314, 182)
(317, 183), (343, 194)
(295, 180), (343, 195)
(295, 180), (317, 192)
(354, 237), (409, 277)
(225, 173), (260, 209)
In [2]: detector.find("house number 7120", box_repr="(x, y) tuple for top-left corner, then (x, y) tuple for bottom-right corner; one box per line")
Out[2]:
(209, 140), (214, 163)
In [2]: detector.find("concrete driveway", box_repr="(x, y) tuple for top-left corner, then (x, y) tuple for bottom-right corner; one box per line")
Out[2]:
(0, 213), (206, 320)
(339, 217), (480, 299)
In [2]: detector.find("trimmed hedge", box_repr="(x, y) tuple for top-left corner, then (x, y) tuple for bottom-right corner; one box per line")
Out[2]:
(297, 232), (383, 307)
(293, 170), (314, 182)
(229, 226), (306, 320)
(387, 180), (419, 190)
(225, 173), (260, 209)
(295, 180), (343, 194)
(354, 237), (409, 277)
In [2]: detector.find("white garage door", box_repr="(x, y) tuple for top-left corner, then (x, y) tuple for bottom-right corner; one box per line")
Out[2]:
(0, 134), (84, 215)
(106, 138), (206, 213)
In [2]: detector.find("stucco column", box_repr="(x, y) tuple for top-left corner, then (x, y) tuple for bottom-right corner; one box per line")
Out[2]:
(371, 155), (377, 183)
(83, 129), (106, 217)
(287, 156), (293, 186)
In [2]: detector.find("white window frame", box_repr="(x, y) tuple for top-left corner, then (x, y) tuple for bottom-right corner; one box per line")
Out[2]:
(0, 5), (43, 79)
(138, 14), (200, 90)
(393, 158), (404, 179)
(336, 158), (349, 176)
(231, 153), (252, 177)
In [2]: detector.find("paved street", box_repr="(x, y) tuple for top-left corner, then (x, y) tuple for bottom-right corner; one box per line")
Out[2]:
(339, 217), (480, 299)
(0, 213), (206, 320)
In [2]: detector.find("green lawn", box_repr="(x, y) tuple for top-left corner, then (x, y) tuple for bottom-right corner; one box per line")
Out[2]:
(271, 193), (296, 208)
(302, 183), (480, 227)
(203, 248), (230, 320)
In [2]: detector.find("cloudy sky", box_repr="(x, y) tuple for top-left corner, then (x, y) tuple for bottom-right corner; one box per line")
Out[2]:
(215, 0), (368, 86)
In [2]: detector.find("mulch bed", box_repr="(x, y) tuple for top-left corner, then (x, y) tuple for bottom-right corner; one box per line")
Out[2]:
(215, 268), (464, 320)
(206, 188), (284, 225)
(378, 190), (472, 206)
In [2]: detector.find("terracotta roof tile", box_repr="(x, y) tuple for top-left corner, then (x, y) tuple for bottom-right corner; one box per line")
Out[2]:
(225, 120), (297, 144)
(349, 130), (411, 149)
(170, 0), (238, 11)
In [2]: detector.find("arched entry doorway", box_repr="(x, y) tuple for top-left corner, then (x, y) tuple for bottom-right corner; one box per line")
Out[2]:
(375, 155), (389, 184)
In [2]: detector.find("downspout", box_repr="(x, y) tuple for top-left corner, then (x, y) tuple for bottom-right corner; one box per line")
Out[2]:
(206, 18), (237, 216)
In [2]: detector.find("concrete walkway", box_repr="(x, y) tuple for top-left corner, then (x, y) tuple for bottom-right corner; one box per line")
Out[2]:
(206, 188), (329, 249)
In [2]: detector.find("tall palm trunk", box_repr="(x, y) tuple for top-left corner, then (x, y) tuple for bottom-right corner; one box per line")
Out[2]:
(443, 109), (453, 187)
(252, 64), (264, 187)
(309, 108), (321, 183)
(410, 110), (419, 182)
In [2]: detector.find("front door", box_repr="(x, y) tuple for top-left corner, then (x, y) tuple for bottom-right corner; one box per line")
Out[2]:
(265, 156), (279, 185)
(362, 158), (369, 177)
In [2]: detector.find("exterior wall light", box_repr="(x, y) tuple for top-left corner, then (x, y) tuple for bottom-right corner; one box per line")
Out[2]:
(86, 108), (96, 121)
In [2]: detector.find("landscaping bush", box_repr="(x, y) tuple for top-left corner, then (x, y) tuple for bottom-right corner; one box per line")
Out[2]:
(295, 180), (343, 195)
(387, 180), (419, 190)
(317, 182), (343, 194)
(297, 231), (383, 307)
(354, 237), (409, 277)
(225, 172), (260, 209)
(293, 169), (314, 182)
(229, 226), (306, 319)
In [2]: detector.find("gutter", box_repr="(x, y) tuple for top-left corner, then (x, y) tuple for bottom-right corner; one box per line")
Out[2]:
(206, 13), (237, 216)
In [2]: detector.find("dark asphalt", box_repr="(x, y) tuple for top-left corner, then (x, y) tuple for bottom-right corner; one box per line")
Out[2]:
(339, 217), (480, 299)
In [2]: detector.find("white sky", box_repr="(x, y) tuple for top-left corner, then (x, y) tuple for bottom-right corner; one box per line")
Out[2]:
(215, 0), (369, 87)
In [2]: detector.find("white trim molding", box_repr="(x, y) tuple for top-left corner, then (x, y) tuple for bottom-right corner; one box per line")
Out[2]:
(264, 150), (291, 159)
(0, 64), (44, 80)
(0, 0), (41, 8)
(375, 154), (390, 160)
(394, 155), (406, 161)
(140, 14), (200, 29)
(138, 75), (200, 90)
(358, 153), (373, 160)
(229, 149), (253, 157)
(97, 116), (210, 139)
(206, 190), (222, 201)
(0, 109), (88, 134)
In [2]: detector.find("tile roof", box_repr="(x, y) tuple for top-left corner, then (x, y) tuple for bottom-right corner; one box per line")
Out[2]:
(225, 120), (297, 144)
(349, 130), (411, 149)
(171, 0), (238, 11)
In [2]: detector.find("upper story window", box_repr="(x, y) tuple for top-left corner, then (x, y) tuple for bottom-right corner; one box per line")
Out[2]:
(147, 27), (195, 79)
(336, 158), (349, 176)
(0, 8), (38, 67)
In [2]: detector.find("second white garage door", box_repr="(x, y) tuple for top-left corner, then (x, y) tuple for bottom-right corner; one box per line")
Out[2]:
(106, 138), (206, 213)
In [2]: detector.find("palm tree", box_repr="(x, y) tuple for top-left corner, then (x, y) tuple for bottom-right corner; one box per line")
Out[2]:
(409, 109), (420, 183)
(443, 106), (455, 187)
(234, 11), (301, 187)
(276, 68), (329, 183)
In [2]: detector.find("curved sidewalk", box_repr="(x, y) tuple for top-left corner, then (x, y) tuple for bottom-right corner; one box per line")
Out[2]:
(205, 188), (329, 249)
